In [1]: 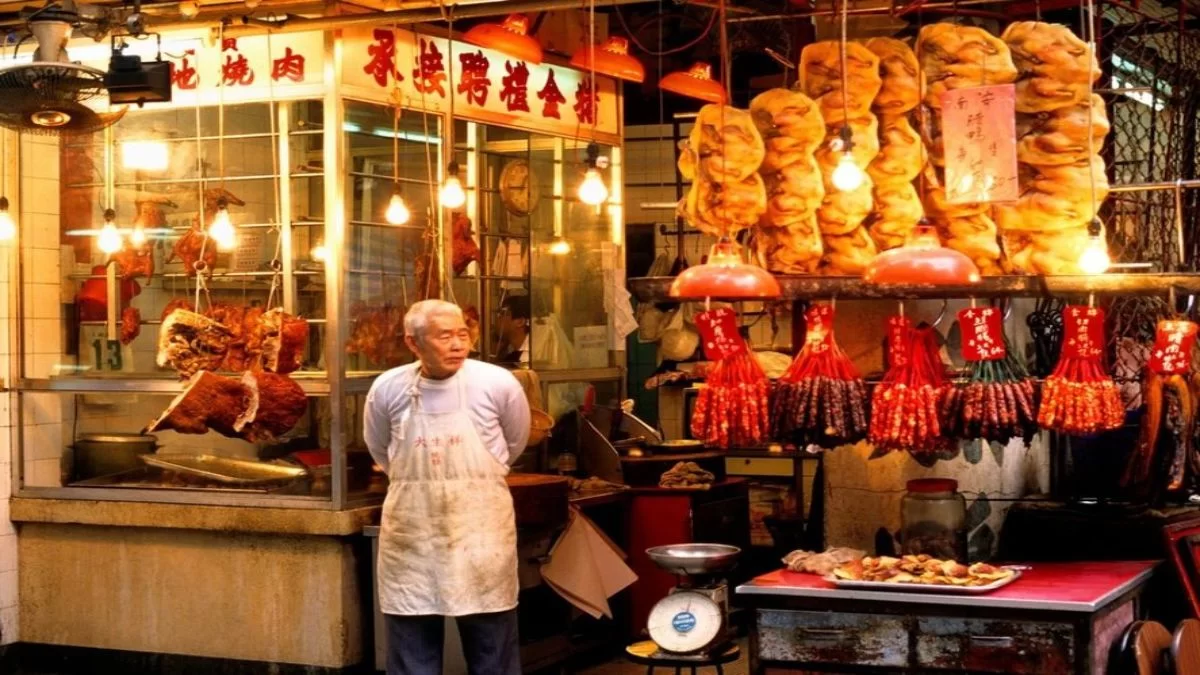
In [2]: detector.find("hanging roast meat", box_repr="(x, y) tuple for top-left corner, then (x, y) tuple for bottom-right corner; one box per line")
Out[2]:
(144, 370), (307, 442)
(157, 308), (235, 378)
(120, 306), (141, 346)
(451, 212), (481, 276)
(168, 188), (246, 277)
(259, 308), (309, 374)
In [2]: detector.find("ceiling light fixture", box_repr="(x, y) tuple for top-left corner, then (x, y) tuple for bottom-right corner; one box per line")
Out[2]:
(121, 139), (169, 172)
(208, 198), (237, 251)
(578, 143), (608, 206)
(97, 209), (123, 255)
(660, 62), (727, 104)
(1078, 217), (1110, 275)
(464, 14), (543, 64)
(439, 161), (466, 210)
(0, 197), (14, 241)
(569, 36), (645, 83)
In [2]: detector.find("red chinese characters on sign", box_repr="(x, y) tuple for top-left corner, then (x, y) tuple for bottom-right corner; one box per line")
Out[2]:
(537, 68), (566, 119)
(1062, 306), (1106, 360)
(170, 49), (198, 90)
(363, 29), (402, 88)
(804, 304), (836, 355)
(222, 37), (255, 87)
(886, 315), (913, 368)
(272, 46), (305, 83)
(695, 307), (746, 361)
(457, 50), (491, 106)
(958, 307), (1006, 361)
(499, 60), (530, 113)
(574, 78), (598, 125)
(1149, 320), (1198, 375)
(412, 38), (447, 97)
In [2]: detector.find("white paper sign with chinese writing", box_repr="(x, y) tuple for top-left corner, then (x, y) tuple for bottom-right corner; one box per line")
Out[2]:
(940, 84), (1019, 204)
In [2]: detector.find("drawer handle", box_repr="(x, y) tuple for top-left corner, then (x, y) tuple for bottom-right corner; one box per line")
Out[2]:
(968, 635), (1015, 647)
(800, 628), (849, 640)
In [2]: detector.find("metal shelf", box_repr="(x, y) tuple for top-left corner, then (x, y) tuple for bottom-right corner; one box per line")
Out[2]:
(628, 273), (1200, 303)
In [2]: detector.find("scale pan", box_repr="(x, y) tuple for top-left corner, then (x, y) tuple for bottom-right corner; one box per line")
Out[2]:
(647, 543), (741, 575)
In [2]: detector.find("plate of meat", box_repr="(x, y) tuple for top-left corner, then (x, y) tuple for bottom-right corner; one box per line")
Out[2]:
(826, 554), (1021, 594)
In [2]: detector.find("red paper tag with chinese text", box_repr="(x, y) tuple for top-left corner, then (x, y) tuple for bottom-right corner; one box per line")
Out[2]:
(886, 316), (913, 369)
(695, 307), (746, 361)
(1149, 319), (1198, 375)
(1062, 305), (1106, 360)
(958, 307), (1006, 361)
(804, 304), (836, 355)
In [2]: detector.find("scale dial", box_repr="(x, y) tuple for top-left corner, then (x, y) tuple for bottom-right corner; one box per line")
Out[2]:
(647, 590), (724, 654)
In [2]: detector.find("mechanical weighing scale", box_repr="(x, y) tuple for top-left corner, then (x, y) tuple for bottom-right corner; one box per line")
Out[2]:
(644, 543), (741, 656)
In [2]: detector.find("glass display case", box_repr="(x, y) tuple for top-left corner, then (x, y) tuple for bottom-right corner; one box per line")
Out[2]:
(11, 26), (625, 508)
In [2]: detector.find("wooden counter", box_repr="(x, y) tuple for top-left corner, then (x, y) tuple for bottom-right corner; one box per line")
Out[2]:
(10, 497), (379, 535)
(736, 560), (1158, 675)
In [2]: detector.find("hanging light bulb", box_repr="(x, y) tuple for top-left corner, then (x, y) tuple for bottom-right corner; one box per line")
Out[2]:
(548, 237), (572, 255)
(830, 126), (864, 192)
(579, 168), (608, 206)
(98, 209), (123, 255)
(311, 242), (329, 262)
(578, 144), (608, 206)
(130, 224), (147, 246)
(208, 198), (237, 251)
(386, 190), (411, 225)
(440, 161), (466, 210)
(1078, 217), (1111, 275)
(0, 196), (16, 241)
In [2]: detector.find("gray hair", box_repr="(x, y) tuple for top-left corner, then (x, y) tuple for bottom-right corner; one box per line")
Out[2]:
(404, 300), (464, 342)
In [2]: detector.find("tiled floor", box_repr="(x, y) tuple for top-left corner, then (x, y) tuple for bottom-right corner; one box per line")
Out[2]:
(577, 639), (750, 675)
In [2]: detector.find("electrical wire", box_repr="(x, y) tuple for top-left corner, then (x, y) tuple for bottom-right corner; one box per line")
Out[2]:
(613, 3), (718, 57)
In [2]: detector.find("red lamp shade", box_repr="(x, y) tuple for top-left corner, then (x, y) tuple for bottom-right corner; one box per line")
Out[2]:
(569, 36), (645, 83)
(463, 14), (544, 65)
(669, 240), (781, 300)
(863, 225), (981, 285)
(660, 62), (727, 104)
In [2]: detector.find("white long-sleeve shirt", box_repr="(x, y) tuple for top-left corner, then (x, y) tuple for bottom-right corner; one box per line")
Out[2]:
(363, 359), (532, 472)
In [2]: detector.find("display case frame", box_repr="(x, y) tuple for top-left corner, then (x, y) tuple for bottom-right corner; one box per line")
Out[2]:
(8, 26), (626, 510)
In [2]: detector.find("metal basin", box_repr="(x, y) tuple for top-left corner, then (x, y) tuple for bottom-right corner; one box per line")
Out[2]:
(646, 543), (741, 576)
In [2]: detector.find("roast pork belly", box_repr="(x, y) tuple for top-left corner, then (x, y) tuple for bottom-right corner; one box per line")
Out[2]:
(157, 309), (234, 378)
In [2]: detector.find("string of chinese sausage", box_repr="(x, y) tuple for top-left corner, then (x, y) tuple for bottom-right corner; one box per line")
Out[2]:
(868, 317), (950, 455)
(770, 303), (869, 447)
(1124, 318), (1198, 494)
(689, 307), (770, 449)
(1037, 305), (1124, 435)
(940, 306), (1039, 444)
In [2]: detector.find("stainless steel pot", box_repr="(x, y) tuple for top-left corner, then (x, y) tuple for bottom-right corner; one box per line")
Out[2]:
(73, 434), (158, 481)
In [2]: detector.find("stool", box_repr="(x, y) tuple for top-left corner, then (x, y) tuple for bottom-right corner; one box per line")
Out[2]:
(624, 640), (740, 675)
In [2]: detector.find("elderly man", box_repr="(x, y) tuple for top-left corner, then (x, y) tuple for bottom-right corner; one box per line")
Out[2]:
(364, 299), (531, 675)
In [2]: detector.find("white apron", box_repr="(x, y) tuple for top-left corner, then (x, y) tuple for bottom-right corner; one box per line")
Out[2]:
(377, 375), (519, 617)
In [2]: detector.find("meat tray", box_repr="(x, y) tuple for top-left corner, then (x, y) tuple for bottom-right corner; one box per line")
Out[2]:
(822, 568), (1023, 594)
(141, 454), (307, 485)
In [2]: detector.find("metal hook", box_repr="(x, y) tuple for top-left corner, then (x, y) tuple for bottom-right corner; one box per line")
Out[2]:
(931, 299), (948, 329)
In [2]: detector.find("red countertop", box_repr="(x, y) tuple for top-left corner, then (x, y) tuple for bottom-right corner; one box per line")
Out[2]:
(737, 560), (1159, 613)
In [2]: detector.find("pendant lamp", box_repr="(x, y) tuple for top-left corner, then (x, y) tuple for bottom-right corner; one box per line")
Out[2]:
(669, 239), (781, 300)
(863, 221), (981, 285)
(463, 14), (543, 65)
(660, 62), (727, 104)
(569, 36), (645, 83)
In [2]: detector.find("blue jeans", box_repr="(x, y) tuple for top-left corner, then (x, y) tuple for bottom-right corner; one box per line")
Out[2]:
(385, 609), (521, 675)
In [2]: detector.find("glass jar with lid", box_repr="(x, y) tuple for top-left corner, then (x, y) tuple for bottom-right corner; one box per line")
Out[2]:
(900, 478), (967, 561)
